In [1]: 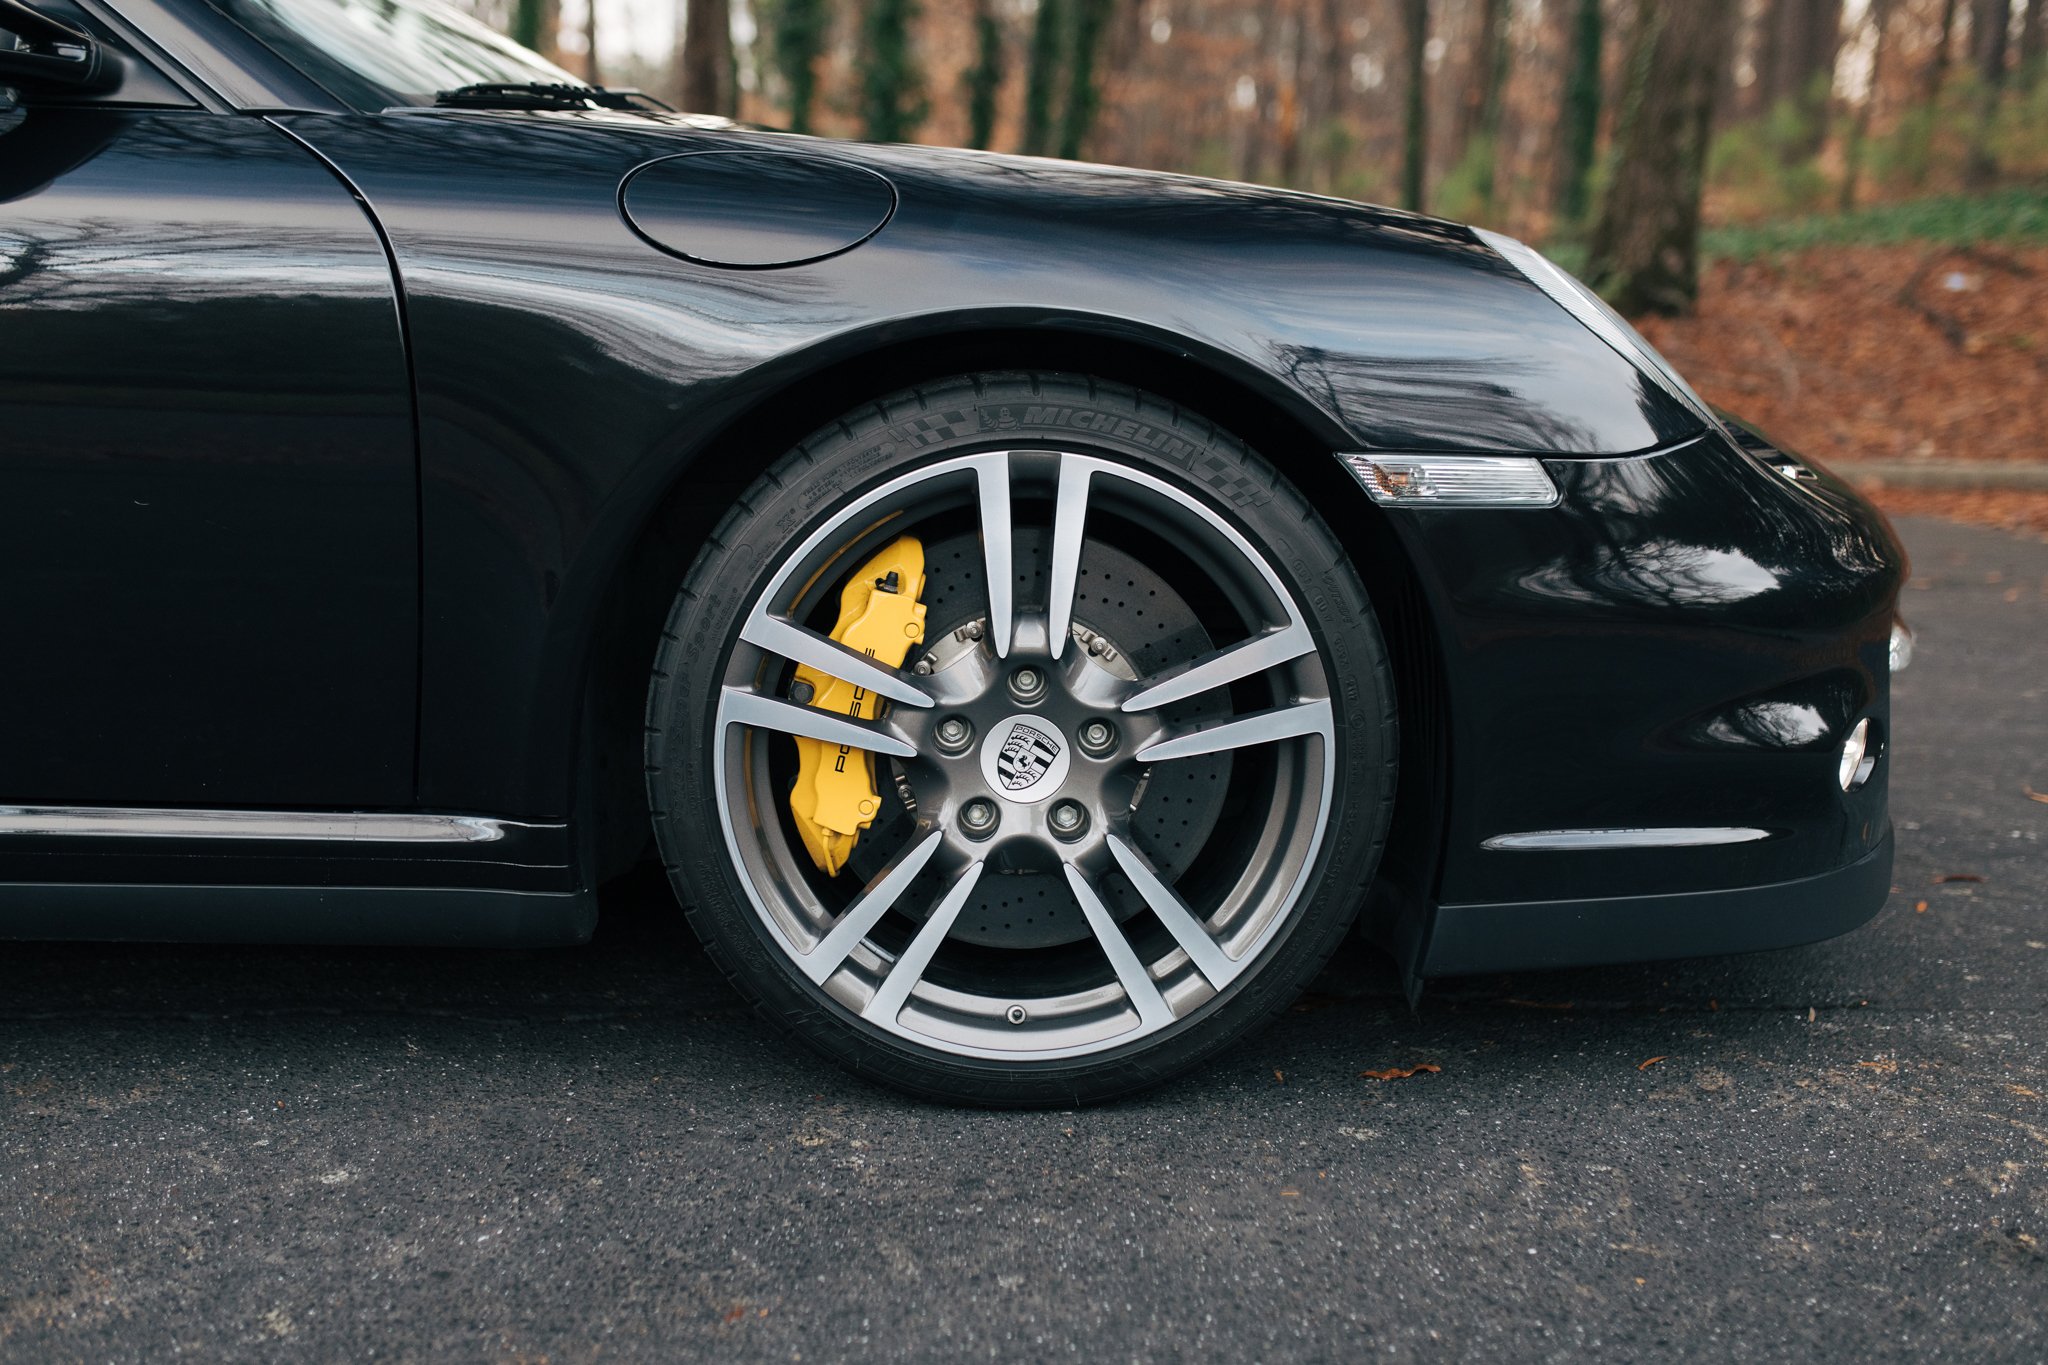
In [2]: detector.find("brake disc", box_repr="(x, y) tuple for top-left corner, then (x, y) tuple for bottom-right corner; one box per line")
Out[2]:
(849, 528), (1231, 950)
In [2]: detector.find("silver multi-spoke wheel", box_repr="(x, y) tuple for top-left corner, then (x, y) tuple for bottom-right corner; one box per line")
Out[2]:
(649, 377), (1394, 1103)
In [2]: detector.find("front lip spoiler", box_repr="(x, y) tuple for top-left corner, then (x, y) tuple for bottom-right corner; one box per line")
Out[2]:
(1418, 828), (1894, 977)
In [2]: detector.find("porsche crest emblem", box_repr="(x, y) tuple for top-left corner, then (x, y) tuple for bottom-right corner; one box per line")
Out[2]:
(995, 722), (1062, 792)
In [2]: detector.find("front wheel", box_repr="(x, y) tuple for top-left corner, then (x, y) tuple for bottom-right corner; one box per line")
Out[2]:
(646, 374), (1397, 1105)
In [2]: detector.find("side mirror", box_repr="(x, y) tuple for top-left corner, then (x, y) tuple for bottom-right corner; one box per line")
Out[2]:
(0, 0), (115, 93)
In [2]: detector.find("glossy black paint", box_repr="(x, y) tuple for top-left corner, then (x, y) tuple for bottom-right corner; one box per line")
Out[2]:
(620, 150), (898, 268)
(0, 106), (417, 806)
(0, 882), (594, 943)
(1386, 429), (1900, 910)
(0, 0), (1907, 969)
(268, 109), (1697, 820)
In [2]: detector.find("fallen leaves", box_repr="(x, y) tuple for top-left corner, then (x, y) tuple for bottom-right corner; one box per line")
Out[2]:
(1358, 1063), (1441, 1081)
(1637, 1056), (1668, 1071)
(1856, 1058), (1899, 1074)
(1935, 873), (1986, 884)
(1864, 488), (2048, 538)
(1641, 246), (2048, 478)
(2026, 785), (2048, 804)
(1916, 900), (1930, 913)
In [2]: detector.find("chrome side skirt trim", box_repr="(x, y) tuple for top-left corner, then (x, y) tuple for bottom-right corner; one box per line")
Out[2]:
(0, 806), (540, 844)
(1483, 827), (1774, 852)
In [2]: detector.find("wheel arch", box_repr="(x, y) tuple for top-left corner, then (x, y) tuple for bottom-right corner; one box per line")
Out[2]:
(567, 323), (1452, 947)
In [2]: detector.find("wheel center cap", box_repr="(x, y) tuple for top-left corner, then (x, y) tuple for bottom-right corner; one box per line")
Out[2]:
(980, 713), (1071, 803)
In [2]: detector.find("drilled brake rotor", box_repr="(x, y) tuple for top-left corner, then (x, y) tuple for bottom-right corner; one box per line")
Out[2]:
(846, 528), (1231, 950)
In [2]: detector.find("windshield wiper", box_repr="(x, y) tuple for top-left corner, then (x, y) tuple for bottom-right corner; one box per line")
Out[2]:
(433, 82), (666, 111)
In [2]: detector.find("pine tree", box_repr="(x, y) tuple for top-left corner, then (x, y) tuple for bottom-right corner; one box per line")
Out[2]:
(1021, 0), (1066, 155)
(860, 0), (928, 143)
(511, 0), (559, 56)
(768, 0), (829, 134)
(1553, 0), (1602, 227)
(964, 0), (1004, 150)
(1401, 0), (1429, 213)
(1057, 0), (1113, 159)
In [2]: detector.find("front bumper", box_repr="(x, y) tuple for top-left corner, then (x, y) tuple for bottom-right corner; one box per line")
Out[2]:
(1374, 425), (1905, 974)
(1419, 826), (1893, 975)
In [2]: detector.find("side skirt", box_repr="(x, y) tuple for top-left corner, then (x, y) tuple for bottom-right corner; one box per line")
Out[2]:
(0, 806), (596, 946)
(0, 882), (596, 946)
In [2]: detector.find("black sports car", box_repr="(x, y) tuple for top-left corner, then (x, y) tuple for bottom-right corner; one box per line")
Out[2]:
(1, 0), (1907, 1104)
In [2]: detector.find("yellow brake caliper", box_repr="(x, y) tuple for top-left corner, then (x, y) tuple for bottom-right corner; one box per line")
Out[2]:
(788, 536), (928, 877)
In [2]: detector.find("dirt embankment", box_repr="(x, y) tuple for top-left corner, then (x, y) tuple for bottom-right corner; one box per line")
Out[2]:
(1635, 244), (2048, 536)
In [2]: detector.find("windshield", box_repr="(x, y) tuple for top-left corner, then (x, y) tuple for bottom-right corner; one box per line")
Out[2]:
(204, 0), (583, 108)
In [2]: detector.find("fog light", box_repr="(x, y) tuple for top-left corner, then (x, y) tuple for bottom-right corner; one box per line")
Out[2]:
(1838, 718), (1871, 791)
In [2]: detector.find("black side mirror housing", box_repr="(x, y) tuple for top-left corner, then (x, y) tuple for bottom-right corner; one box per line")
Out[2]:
(0, 0), (116, 93)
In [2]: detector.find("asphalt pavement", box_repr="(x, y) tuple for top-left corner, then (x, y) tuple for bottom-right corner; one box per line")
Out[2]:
(3, 515), (2044, 1363)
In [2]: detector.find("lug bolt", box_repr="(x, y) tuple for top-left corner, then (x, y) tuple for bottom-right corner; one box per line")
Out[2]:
(1048, 799), (1088, 840)
(1005, 1005), (1029, 1025)
(960, 799), (998, 837)
(1009, 667), (1047, 703)
(934, 716), (974, 753)
(1077, 719), (1116, 755)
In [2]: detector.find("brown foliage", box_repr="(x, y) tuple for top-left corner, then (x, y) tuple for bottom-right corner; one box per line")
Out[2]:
(1637, 244), (2048, 467)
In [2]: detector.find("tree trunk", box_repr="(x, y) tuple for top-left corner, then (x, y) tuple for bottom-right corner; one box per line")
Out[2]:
(1021, 0), (1065, 155)
(679, 0), (735, 116)
(859, 0), (926, 142)
(511, 0), (561, 59)
(2020, 0), (2045, 90)
(1453, 0), (1505, 151)
(1315, 0), (1348, 192)
(1452, 0), (1508, 215)
(769, 0), (828, 133)
(1965, 0), (2012, 187)
(1551, 0), (1602, 228)
(1057, 0), (1114, 159)
(1766, 0), (1844, 157)
(1401, 0), (1429, 213)
(1906, 0), (1962, 187)
(964, 0), (1004, 150)
(582, 0), (599, 84)
(1583, 0), (1738, 317)
(1926, 0), (1960, 101)
(1839, 0), (1893, 210)
(1276, 0), (1312, 187)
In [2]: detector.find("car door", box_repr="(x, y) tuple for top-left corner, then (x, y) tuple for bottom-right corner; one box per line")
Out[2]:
(0, 2), (417, 808)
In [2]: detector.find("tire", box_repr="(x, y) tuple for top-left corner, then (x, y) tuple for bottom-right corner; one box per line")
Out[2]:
(646, 373), (1396, 1106)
